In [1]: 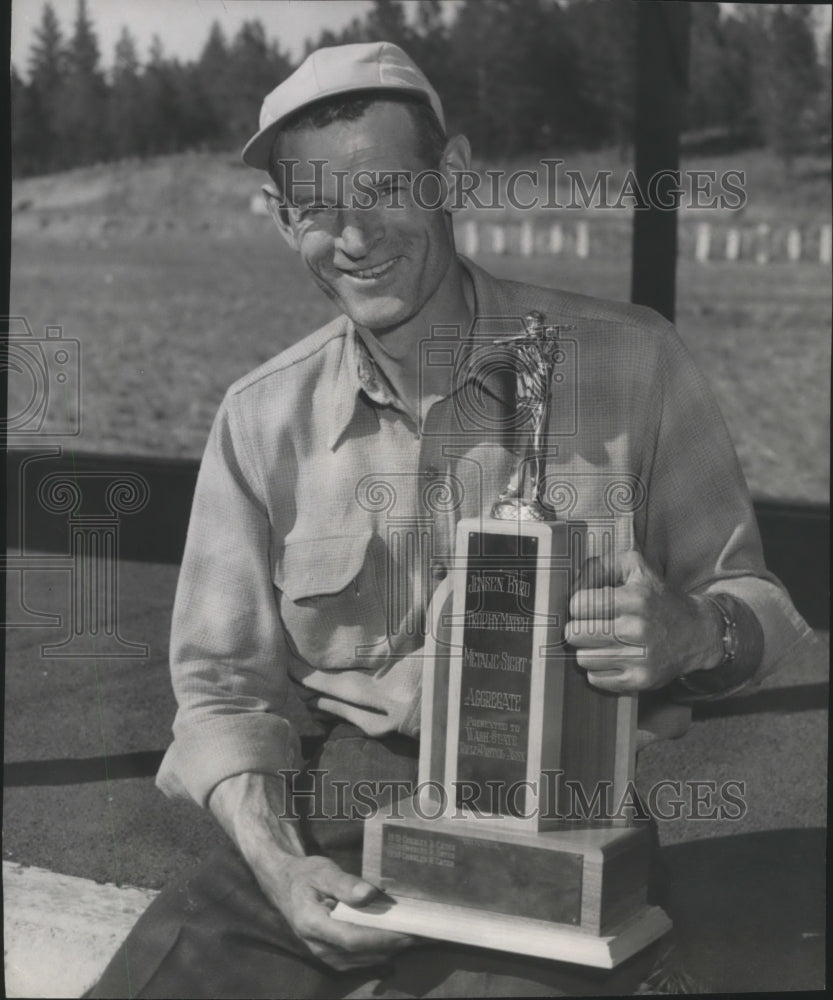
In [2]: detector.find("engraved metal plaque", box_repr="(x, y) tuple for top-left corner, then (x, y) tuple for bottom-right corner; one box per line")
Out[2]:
(457, 530), (538, 815)
(380, 826), (583, 924)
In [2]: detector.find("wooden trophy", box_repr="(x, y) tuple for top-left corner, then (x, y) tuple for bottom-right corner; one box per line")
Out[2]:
(333, 312), (671, 967)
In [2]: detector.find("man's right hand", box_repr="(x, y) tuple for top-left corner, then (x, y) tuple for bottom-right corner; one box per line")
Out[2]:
(208, 771), (416, 970)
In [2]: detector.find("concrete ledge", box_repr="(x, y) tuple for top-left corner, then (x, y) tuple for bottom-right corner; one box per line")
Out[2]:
(3, 862), (158, 999)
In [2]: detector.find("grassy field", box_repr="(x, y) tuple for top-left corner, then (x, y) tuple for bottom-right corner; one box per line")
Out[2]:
(8, 149), (831, 503)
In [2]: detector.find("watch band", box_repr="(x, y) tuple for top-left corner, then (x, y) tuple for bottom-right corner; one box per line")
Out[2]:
(675, 593), (749, 699)
(704, 594), (738, 667)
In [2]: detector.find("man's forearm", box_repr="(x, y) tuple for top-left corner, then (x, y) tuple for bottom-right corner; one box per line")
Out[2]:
(674, 593), (765, 700)
(208, 771), (307, 864)
(207, 771), (417, 968)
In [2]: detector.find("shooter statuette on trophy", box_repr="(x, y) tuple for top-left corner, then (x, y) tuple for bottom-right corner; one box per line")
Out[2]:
(492, 309), (573, 522)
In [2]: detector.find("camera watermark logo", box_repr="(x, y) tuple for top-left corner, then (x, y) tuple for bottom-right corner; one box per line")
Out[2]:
(418, 318), (578, 440)
(4, 315), (150, 658)
(2, 317), (81, 437)
(5, 460), (152, 659)
(352, 470), (466, 656)
(37, 472), (150, 658)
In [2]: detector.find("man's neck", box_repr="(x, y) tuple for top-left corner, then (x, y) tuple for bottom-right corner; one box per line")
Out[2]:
(358, 257), (475, 418)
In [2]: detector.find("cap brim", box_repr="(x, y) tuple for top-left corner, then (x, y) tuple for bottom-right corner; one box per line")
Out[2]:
(241, 124), (280, 171)
(241, 85), (440, 171)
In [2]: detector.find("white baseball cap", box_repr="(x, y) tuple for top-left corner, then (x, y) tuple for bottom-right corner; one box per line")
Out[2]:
(241, 41), (446, 171)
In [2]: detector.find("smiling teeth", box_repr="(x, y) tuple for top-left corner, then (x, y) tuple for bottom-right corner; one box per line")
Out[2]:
(352, 259), (396, 279)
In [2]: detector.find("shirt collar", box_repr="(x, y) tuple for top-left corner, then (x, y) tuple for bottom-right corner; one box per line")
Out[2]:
(327, 257), (525, 451)
(327, 323), (396, 450)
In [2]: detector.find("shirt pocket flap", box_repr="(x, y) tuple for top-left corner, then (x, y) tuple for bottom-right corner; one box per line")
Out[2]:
(274, 532), (373, 602)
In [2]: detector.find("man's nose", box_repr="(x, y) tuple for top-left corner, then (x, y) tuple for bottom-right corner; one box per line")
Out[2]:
(334, 208), (384, 258)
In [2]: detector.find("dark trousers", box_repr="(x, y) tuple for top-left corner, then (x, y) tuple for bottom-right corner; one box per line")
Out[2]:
(89, 725), (668, 999)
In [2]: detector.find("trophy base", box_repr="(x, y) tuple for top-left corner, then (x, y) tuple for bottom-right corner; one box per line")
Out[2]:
(332, 799), (670, 968)
(332, 897), (671, 969)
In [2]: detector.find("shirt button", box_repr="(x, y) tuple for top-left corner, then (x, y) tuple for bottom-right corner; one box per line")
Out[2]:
(431, 563), (448, 580)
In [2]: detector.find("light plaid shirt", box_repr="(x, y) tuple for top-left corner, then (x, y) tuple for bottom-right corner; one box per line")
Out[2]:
(157, 258), (812, 806)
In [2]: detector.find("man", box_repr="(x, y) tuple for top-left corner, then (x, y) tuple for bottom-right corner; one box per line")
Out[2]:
(91, 42), (812, 998)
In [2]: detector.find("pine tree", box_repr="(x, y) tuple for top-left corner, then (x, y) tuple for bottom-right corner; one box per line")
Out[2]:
(749, 4), (823, 171)
(61, 0), (110, 166)
(109, 27), (144, 159)
(569, 0), (636, 155)
(409, 0), (451, 116)
(446, 0), (587, 157)
(25, 1), (67, 172)
(12, 66), (41, 176)
(365, 0), (413, 48)
(687, 3), (726, 134)
(142, 35), (185, 156)
(196, 21), (231, 146)
(225, 21), (292, 148)
(714, 11), (760, 147)
(28, 1), (65, 92)
(821, 28), (832, 143)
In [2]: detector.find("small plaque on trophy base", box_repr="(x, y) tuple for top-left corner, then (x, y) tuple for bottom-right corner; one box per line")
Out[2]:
(363, 800), (652, 935)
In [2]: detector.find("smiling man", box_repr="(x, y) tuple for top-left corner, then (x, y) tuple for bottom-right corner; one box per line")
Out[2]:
(89, 42), (812, 999)
(266, 96), (474, 419)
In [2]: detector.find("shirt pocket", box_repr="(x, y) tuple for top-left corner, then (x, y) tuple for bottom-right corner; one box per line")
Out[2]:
(274, 532), (390, 669)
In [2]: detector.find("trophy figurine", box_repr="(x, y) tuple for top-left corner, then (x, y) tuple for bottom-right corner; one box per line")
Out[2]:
(334, 311), (672, 967)
(491, 310), (571, 522)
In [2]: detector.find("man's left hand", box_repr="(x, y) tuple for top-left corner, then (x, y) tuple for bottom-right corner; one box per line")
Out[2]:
(564, 549), (720, 692)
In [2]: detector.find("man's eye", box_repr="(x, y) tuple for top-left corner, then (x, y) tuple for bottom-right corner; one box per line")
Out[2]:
(296, 204), (332, 220)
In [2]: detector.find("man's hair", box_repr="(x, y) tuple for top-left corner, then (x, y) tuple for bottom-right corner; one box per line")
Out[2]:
(267, 90), (448, 193)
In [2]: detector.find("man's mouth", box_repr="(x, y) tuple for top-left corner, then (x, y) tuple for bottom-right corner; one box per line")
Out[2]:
(341, 257), (401, 281)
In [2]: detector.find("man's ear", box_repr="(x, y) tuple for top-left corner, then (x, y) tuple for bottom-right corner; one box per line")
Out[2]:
(261, 184), (299, 252)
(439, 134), (472, 214)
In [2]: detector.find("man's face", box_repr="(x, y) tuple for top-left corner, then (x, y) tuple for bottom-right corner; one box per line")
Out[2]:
(276, 102), (454, 334)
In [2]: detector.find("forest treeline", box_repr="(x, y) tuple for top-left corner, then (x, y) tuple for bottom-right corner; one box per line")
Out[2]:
(11, 0), (831, 177)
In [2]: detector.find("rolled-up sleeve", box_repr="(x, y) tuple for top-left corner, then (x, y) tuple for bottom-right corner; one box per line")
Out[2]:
(156, 396), (302, 807)
(642, 323), (814, 682)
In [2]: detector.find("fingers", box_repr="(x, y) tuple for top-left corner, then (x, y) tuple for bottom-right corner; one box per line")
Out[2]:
(566, 620), (646, 690)
(575, 644), (644, 667)
(570, 641), (654, 693)
(283, 858), (416, 970)
(575, 548), (651, 593)
(575, 553), (619, 590)
(309, 863), (378, 906)
(569, 585), (614, 622)
(299, 895), (414, 952)
(569, 584), (648, 621)
(575, 660), (660, 693)
(565, 610), (648, 646)
(297, 893), (416, 970)
(580, 667), (633, 693)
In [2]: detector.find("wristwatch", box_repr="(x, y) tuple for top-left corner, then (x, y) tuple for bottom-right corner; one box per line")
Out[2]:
(706, 594), (738, 667)
(675, 594), (746, 699)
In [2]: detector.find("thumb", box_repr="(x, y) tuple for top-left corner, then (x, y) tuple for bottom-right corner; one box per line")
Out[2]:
(309, 860), (380, 906)
(618, 547), (651, 583)
(577, 551), (622, 590)
(339, 874), (379, 906)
